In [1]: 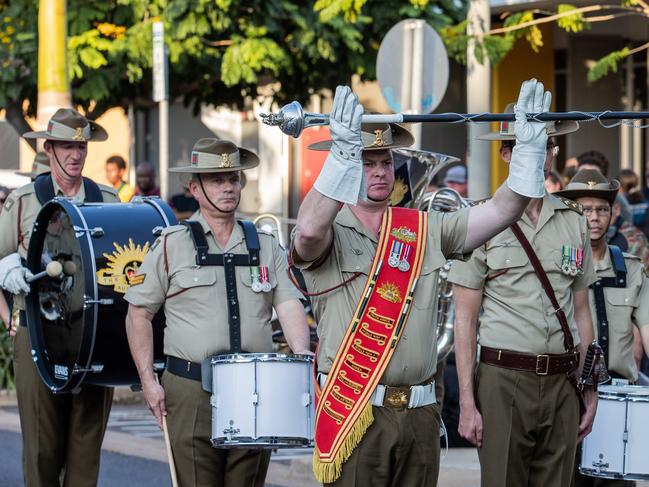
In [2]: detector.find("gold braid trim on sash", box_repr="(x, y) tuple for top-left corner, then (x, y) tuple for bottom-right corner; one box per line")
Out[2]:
(313, 402), (374, 483)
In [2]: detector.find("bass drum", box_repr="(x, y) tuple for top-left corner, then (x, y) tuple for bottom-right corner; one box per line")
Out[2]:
(25, 197), (177, 393)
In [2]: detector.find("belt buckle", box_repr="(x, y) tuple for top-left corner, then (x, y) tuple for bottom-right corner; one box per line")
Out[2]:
(536, 354), (550, 375)
(384, 387), (410, 410)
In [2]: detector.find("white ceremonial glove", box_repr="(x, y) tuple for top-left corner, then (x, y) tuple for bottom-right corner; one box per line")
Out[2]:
(314, 85), (366, 204)
(506, 78), (552, 198)
(0, 253), (33, 295)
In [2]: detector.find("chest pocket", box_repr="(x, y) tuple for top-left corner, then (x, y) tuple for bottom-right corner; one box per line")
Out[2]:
(169, 268), (217, 298)
(339, 250), (372, 276)
(486, 245), (528, 271)
(605, 287), (638, 309)
(413, 250), (447, 310)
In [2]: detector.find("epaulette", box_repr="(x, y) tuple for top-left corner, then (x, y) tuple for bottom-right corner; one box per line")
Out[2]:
(98, 183), (118, 197)
(558, 197), (583, 214)
(161, 224), (188, 236)
(3, 183), (35, 211)
(622, 252), (641, 261)
(469, 197), (491, 207)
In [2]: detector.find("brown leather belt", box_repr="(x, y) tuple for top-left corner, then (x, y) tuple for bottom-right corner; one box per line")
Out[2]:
(480, 346), (579, 376)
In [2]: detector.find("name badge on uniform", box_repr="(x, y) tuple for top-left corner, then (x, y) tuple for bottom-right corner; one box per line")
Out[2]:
(250, 266), (271, 293)
(561, 245), (583, 276)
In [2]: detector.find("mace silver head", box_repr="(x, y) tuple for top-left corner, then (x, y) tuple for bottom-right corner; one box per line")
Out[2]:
(260, 101), (329, 138)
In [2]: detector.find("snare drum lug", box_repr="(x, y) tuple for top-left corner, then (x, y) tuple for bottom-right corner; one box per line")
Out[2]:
(152, 226), (164, 237)
(73, 226), (104, 238)
(72, 363), (104, 374)
(252, 393), (259, 405)
(302, 393), (312, 407)
(623, 431), (628, 442)
(83, 297), (114, 308)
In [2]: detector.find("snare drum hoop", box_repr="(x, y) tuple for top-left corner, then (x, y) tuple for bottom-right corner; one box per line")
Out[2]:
(210, 352), (314, 365)
(211, 436), (312, 449)
(26, 198), (99, 393)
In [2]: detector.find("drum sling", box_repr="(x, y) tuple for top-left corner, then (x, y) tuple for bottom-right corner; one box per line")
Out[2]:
(182, 219), (260, 353)
(589, 245), (627, 373)
(34, 172), (104, 205)
(313, 207), (427, 483)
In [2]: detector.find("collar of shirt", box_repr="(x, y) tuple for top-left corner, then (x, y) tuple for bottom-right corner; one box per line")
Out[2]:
(519, 193), (564, 233)
(192, 210), (246, 252)
(52, 176), (86, 201)
(593, 246), (614, 274)
(336, 205), (379, 243)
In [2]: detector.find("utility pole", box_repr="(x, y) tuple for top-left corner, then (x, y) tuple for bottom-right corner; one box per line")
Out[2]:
(37, 0), (71, 131)
(466, 0), (491, 199)
(152, 21), (169, 200)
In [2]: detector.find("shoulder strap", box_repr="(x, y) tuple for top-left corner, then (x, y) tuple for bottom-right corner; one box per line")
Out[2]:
(238, 220), (260, 266)
(510, 223), (576, 352)
(83, 177), (104, 202)
(34, 173), (55, 205)
(34, 173), (104, 204)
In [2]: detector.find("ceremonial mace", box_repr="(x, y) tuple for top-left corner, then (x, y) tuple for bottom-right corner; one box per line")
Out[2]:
(260, 101), (649, 138)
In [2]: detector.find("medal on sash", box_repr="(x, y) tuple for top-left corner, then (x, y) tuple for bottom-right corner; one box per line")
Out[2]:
(398, 243), (412, 272)
(388, 241), (402, 268)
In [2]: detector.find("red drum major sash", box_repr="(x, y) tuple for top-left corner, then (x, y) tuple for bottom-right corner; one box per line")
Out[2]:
(313, 207), (428, 483)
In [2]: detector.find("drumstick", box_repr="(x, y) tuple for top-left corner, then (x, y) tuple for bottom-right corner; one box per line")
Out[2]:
(27, 261), (63, 283)
(155, 375), (179, 487)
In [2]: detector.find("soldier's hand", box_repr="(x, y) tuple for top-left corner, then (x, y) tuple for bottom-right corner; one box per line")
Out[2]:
(0, 253), (33, 295)
(142, 376), (167, 430)
(313, 86), (366, 204)
(458, 402), (483, 447)
(506, 78), (552, 199)
(577, 387), (598, 442)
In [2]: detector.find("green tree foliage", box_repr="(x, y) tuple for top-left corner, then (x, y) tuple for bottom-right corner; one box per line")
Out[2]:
(0, 0), (466, 134)
(444, 1), (646, 83)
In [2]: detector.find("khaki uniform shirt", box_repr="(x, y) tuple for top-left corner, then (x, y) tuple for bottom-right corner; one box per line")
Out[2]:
(124, 211), (302, 363)
(0, 177), (118, 310)
(294, 205), (469, 386)
(590, 249), (649, 381)
(448, 194), (597, 354)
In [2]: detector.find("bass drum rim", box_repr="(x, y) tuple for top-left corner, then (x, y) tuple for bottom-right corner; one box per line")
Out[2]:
(25, 198), (98, 393)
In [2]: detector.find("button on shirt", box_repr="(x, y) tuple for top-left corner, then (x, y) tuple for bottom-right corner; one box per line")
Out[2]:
(448, 194), (597, 355)
(124, 211), (302, 363)
(590, 250), (649, 381)
(293, 205), (469, 386)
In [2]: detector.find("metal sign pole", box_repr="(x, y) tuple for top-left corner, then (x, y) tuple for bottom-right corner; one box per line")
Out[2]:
(152, 22), (169, 200)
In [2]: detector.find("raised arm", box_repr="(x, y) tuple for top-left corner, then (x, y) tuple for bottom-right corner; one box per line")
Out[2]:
(294, 86), (363, 262)
(463, 79), (552, 252)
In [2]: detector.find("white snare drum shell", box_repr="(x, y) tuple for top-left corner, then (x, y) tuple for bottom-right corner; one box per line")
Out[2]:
(581, 390), (626, 477)
(624, 389), (649, 477)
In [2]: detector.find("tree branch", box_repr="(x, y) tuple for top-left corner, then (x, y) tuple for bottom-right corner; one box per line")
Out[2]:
(5, 100), (35, 151)
(489, 4), (647, 35)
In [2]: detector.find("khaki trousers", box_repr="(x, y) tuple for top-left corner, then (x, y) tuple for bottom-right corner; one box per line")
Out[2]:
(13, 326), (113, 487)
(476, 362), (580, 487)
(162, 371), (271, 487)
(325, 404), (441, 487)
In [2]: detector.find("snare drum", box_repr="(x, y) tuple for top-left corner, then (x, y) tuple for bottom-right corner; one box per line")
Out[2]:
(580, 385), (649, 480)
(210, 353), (314, 448)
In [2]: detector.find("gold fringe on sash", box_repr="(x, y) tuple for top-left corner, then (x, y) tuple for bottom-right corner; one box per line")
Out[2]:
(312, 402), (374, 483)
